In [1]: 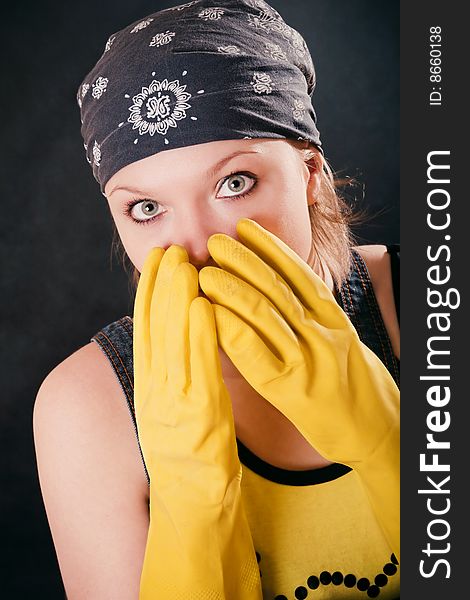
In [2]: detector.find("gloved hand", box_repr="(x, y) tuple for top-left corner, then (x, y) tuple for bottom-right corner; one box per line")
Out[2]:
(133, 244), (263, 599)
(199, 218), (400, 558)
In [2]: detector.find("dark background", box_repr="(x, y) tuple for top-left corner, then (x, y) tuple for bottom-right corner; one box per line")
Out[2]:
(0, 0), (399, 596)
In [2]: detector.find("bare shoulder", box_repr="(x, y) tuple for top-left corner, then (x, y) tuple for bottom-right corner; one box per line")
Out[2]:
(352, 244), (400, 360)
(353, 244), (392, 292)
(34, 341), (149, 498)
(33, 342), (149, 599)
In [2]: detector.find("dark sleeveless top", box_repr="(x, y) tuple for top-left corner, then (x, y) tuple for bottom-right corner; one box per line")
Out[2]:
(90, 246), (400, 488)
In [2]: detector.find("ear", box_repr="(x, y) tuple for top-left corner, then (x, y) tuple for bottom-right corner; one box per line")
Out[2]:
(305, 152), (322, 206)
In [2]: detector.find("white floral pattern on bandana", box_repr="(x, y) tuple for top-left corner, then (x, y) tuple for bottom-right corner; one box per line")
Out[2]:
(150, 30), (176, 47)
(247, 10), (280, 31)
(250, 71), (273, 94)
(247, 8), (308, 59)
(170, 1), (200, 10)
(104, 35), (116, 53)
(77, 83), (90, 108)
(292, 99), (306, 120)
(198, 7), (224, 21)
(127, 76), (194, 140)
(92, 77), (108, 99)
(217, 45), (241, 54)
(93, 141), (101, 166)
(289, 29), (309, 58)
(264, 42), (287, 61)
(245, 0), (281, 19)
(130, 18), (154, 34)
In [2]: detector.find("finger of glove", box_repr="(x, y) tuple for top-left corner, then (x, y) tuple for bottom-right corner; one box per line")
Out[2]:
(199, 266), (300, 365)
(206, 233), (311, 335)
(189, 297), (226, 400)
(150, 245), (189, 381)
(235, 218), (350, 329)
(165, 262), (199, 395)
(133, 247), (164, 402)
(212, 303), (285, 389)
(189, 298), (240, 477)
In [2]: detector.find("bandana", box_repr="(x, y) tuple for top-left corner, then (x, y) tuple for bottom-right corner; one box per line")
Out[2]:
(77, 0), (323, 193)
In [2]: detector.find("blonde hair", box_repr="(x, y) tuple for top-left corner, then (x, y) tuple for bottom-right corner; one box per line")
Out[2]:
(111, 139), (372, 298)
(286, 138), (370, 290)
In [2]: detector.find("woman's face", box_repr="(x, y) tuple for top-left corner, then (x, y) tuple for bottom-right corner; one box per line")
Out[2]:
(105, 138), (320, 272)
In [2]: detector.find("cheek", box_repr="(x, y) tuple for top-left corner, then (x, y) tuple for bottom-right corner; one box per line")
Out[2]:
(244, 186), (313, 263)
(276, 201), (312, 261)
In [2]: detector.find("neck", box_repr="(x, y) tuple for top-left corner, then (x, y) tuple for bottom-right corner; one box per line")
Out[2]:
(309, 249), (335, 295)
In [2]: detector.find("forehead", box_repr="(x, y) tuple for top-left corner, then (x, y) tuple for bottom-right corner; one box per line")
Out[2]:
(105, 137), (295, 195)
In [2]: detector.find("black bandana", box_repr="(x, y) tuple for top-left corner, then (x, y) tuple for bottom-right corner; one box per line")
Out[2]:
(77, 0), (323, 193)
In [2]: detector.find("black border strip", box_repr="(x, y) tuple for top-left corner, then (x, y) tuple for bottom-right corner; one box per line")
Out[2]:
(401, 2), (465, 597)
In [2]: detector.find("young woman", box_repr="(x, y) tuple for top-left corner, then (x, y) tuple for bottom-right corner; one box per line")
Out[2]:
(33, 1), (400, 598)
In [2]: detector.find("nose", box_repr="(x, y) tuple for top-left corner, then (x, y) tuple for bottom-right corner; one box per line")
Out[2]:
(166, 207), (229, 269)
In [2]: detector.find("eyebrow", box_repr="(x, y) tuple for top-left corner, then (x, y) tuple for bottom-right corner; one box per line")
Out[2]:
(108, 149), (262, 197)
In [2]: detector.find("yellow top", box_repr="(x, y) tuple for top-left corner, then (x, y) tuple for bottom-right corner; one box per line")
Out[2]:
(239, 441), (400, 600)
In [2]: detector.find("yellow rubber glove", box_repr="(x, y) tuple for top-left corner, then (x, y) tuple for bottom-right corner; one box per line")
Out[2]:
(199, 218), (400, 559)
(133, 244), (263, 599)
